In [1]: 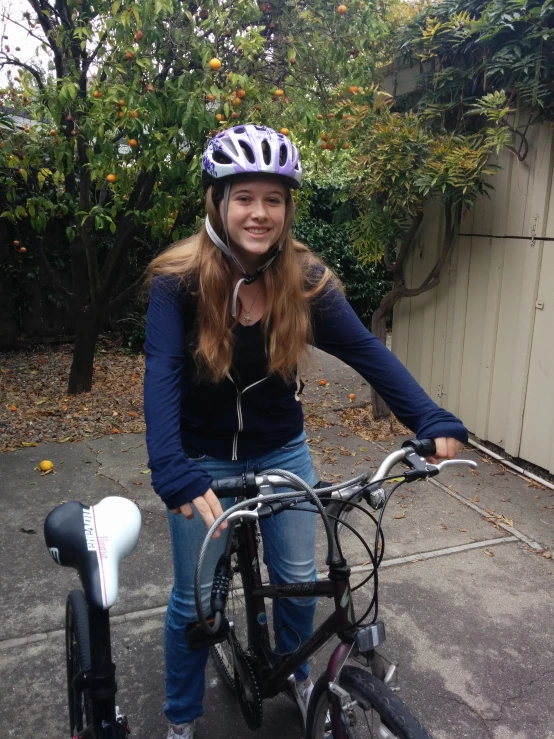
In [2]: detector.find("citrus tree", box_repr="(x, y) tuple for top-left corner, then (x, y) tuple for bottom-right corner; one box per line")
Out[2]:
(0, 0), (400, 393)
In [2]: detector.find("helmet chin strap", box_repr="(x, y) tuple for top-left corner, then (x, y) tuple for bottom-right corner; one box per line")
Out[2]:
(205, 181), (295, 319)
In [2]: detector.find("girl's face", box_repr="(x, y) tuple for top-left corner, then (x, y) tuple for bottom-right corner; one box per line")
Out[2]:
(221, 177), (288, 271)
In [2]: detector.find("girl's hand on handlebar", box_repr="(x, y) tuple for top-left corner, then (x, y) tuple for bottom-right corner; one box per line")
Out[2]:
(170, 488), (228, 539)
(428, 437), (464, 464)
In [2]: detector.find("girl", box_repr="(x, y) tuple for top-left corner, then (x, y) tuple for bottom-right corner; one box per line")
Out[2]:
(144, 124), (467, 738)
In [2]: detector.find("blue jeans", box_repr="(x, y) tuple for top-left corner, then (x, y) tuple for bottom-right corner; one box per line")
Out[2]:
(164, 431), (317, 725)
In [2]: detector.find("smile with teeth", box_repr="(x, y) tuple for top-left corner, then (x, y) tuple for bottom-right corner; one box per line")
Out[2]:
(246, 227), (271, 234)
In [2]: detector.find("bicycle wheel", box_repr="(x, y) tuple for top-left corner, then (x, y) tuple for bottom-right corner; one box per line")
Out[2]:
(210, 532), (257, 690)
(66, 589), (93, 736)
(306, 665), (431, 739)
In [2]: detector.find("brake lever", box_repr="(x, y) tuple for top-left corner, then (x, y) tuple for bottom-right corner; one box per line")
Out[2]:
(432, 459), (478, 473)
(404, 457), (477, 481)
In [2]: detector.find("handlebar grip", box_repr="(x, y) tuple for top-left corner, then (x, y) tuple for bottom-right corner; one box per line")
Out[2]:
(210, 471), (258, 499)
(402, 438), (436, 457)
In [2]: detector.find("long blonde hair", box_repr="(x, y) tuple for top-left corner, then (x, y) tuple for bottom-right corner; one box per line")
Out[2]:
(145, 181), (336, 383)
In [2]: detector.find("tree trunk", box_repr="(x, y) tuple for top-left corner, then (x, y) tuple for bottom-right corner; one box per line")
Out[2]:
(67, 308), (101, 394)
(370, 286), (402, 420)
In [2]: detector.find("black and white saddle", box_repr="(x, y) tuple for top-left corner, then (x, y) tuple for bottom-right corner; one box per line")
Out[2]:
(44, 497), (141, 610)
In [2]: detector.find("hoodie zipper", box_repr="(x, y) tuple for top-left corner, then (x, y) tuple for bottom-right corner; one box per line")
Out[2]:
(227, 373), (268, 461)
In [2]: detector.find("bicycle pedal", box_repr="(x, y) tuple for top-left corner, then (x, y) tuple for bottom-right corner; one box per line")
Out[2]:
(185, 617), (229, 649)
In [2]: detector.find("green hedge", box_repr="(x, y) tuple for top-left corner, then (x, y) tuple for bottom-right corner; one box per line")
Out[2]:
(294, 210), (391, 328)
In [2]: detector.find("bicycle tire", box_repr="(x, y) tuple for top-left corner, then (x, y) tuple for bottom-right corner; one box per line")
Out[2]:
(305, 665), (431, 739)
(66, 589), (93, 736)
(210, 534), (257, 691)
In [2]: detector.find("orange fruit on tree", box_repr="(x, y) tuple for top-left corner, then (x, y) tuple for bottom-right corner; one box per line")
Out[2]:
(129, 109), (139, 118)
(50, 129), (57, 136)
(342, 141), (350, 149)
(348, 85), (359, 95)
(320, 133), (328, 140)
(117, 111), (125, 119)
(93, 89), (102, 98)
(327, 143), (336, 151)
(237, 89), (246, 98)
(254, 105), (262, 111)
(19, 247), (26, 253)
(13, 240), (19, 246)
(118, 99), (125, 107)
(274, 88), (284, 97)
(124, 50), (135, 61)
(215, 113), (225, 121)
(337, 4), (347, 14)
(280, 127), (290, 136)
(209, 58), (222, 71)
(134, 29), (144, 42)
(106, 173), (117, 183)
(231, 111), (239, 119)
(232, 97), (242, 106)
(206, 94), (216, 101)
(146, 83), (155, 93)
(128, 138), (138, 147)
(321, 142), (328, 150)
(289, 57), (297, 65)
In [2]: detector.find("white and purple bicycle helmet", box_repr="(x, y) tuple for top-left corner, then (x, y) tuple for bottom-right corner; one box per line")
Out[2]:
(201, 125), (302, 317)
(201, 124), (302, 190)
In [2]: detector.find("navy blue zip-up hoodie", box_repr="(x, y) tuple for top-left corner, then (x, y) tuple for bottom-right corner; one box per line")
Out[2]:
(144, 275), (468, 510)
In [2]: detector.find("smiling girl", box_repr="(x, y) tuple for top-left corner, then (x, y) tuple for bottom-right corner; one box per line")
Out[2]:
(144, 125), (467, 738)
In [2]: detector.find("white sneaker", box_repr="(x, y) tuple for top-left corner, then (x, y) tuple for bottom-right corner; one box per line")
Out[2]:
(167, 721), (194, 738)
(297, 677), (314, 710)
(297, 678), (332, 737)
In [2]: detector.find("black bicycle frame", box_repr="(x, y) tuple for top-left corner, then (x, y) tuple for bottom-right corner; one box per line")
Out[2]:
(77, 608), (122, 739)
(235, 519), (358, 700)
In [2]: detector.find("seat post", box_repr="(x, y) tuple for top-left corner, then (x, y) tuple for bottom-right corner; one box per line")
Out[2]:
(88, 606), (118, 728)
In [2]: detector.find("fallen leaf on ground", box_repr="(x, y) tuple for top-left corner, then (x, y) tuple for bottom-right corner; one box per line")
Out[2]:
(459, 528), (467, 532)
(484, 549), (494, 557)
(471, 496), (480, 503)
(542, 551), (552, 559)
(440, 523), (448, 529)
(394, 511), (406, 519)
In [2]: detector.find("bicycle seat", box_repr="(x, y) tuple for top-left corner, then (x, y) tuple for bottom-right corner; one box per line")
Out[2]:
(44, 496), (141, 610)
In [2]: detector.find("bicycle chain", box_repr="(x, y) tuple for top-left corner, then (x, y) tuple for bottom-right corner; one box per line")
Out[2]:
(231, 636), (263, 730)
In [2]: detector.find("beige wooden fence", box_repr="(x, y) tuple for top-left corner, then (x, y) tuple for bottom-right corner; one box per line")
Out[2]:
(391, 122), (554, 473)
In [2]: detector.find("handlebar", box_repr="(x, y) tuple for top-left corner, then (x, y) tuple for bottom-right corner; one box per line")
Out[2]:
(210, 438), (475, 504)
(194, 439), (476, 636)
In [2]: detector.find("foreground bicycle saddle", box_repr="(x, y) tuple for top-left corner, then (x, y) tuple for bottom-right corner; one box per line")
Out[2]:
(44, 496), (141, 609)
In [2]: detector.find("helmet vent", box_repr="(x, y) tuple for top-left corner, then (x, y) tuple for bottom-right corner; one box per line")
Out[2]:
(261, 139), (272, 165)
(212, 150), (233, 164)
(279, 144), (288, 167)
(238, 140), (255, 163)
(234, 126), (246, 134)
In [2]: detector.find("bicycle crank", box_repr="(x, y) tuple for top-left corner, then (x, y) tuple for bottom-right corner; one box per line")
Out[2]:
(230, 635), (263, 729)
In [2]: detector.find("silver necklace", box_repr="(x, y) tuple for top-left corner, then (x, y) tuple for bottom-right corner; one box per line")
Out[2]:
(241, 284), (262, 324)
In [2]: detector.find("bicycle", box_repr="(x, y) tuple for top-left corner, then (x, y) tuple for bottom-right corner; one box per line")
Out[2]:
(44, 495), (142, 738)
(191, 438), (477, 739)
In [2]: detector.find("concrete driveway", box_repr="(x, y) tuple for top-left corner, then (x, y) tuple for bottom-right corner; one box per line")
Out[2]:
(1, 351), (553, 739)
